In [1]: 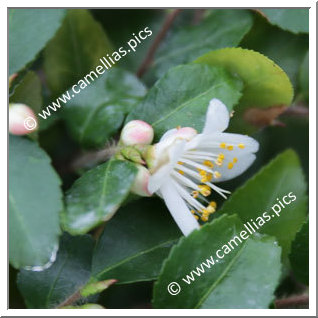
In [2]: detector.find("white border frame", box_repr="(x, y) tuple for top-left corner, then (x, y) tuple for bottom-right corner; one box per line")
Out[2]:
(3, 1), (316, 316)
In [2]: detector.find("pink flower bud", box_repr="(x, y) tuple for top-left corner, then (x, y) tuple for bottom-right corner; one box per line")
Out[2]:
(131, 165), (152, 197)
(174, 127), (197, 140)
(9, 103), (38, 135)
(120, 120), (154, 146)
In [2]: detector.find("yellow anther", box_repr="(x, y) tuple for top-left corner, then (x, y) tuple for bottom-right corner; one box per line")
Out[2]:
(191, 191), (199, 199)
(178, 170), (184, 175)
(203, 160), (214, 168)
(209, 201), (217, 208)
(218, 153), (225, 160)
(206, 205), (215, 214)
(194, 215), (199, 220)
(220, 142), (226, 149)
(216, 159), (223, 166)
(227, 145), (234, 151)
(199, 169), (207, 176)
(177, 161), (184, 165)
(233, 157), (238, 163)
(214, 171), (221, 178)
(228, 162), (234, 170)
(201, 215), (209, 222)
(176, 125), (181, 129)
(238, 143), (245, 149)
(198, 185), (211, 197)
(190, 210), (195, 214)
(201, 173), (212, 183)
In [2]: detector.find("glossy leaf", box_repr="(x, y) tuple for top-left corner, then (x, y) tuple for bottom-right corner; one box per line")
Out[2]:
(10, 71), (42, 114)
(152, 9), (253, 78)
(9, 8), (66, 75)
(241, 14), (308, 89)
(44, 9), (113, 96)
(18, 234), (94, 308)
(62, 68), (146, 148)
(91, 198), (180, 284)
(153, 215), (281, 308)
(289, 218), (309, 285)
(9, 136), (62, 269)
(260, 9), (309, 34)
(126, 64), (243, 140)
(220, 149), (307, 261)
(195, 47), (293, 108)
(61, 159), (137, 235)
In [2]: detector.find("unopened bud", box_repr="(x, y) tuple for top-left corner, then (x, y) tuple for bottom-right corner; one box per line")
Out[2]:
(175, 127), (197, 140)
(9, 103), (38, 135)
(131, 165), (152, 197)
(120, 120), (154, 146)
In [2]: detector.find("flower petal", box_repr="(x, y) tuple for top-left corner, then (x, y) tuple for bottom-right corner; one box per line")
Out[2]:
(213, 153), (257, 183)
(202, 98), (230, 134)
(148, 140), (186, 194)
(160, 180), (200, 236)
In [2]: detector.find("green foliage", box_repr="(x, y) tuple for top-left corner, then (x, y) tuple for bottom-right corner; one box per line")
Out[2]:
(289, 219), (309, 285)
(153, 215), (281, 308)
(91, 198), (180, 284)
(62, 159), (137, 235)
(62, 68), (146, 148)
(44, 9), (113, 96)
(241, 13), (308, 90)
(195, 47), (293, 108)
(152, 9), (253, 77)
(220, 150), (307, 261)
(299, 51), (309, 102)
(17, 234), (94, 308)
(127, 64), (243, 140)
(9, 9), (66, 75)
(9, 136), (62, 269)
(260, 9), (309, 34)
(10, 71), (42, 114)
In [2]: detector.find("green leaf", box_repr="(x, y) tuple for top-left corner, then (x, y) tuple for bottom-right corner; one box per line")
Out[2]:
(17, 234), (94, 308)
(241, 13), (308, 90)
(153, 215), (281, 309)
(9, 8), (66, 75)
(219, 149), (307, 261)
(260, 9), (309, 34)
(91, 198), (180, 284)
(61, 303), (105, 309)
(9, 71), (42, 114)
(289, 218), (309, 285)
(44, 9), (113, 96)
(9, 135), (62, 269)
(126, 64), (243, 140)
(152, 9), (253, 78)
(298, 51), (309, 102)
(61, 159), (137, 235)
(62, 68), (146, 148)
(195, 47), (293, 108)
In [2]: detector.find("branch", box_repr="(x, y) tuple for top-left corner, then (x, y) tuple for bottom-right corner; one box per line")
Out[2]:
(136, 9), (181, 78)
(275, 294), (309, 309)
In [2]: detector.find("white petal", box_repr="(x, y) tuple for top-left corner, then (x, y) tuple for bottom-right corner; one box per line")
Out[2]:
(202, 98), (230, 134)
(213, 153), (257, 183)
(160, 180), (200, 236)
(186, 132), (259, 153)
(159, 128), (178, 142)
(148, 140), (186, 194)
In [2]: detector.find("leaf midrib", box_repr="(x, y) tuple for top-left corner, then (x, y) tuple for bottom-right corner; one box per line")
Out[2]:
(93, 238), (178, 280)
(195, 240), (248, 308)
(152, 82), (224, 127)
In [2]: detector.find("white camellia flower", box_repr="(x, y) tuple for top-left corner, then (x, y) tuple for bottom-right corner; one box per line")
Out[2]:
(146, 98), (259, 236)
